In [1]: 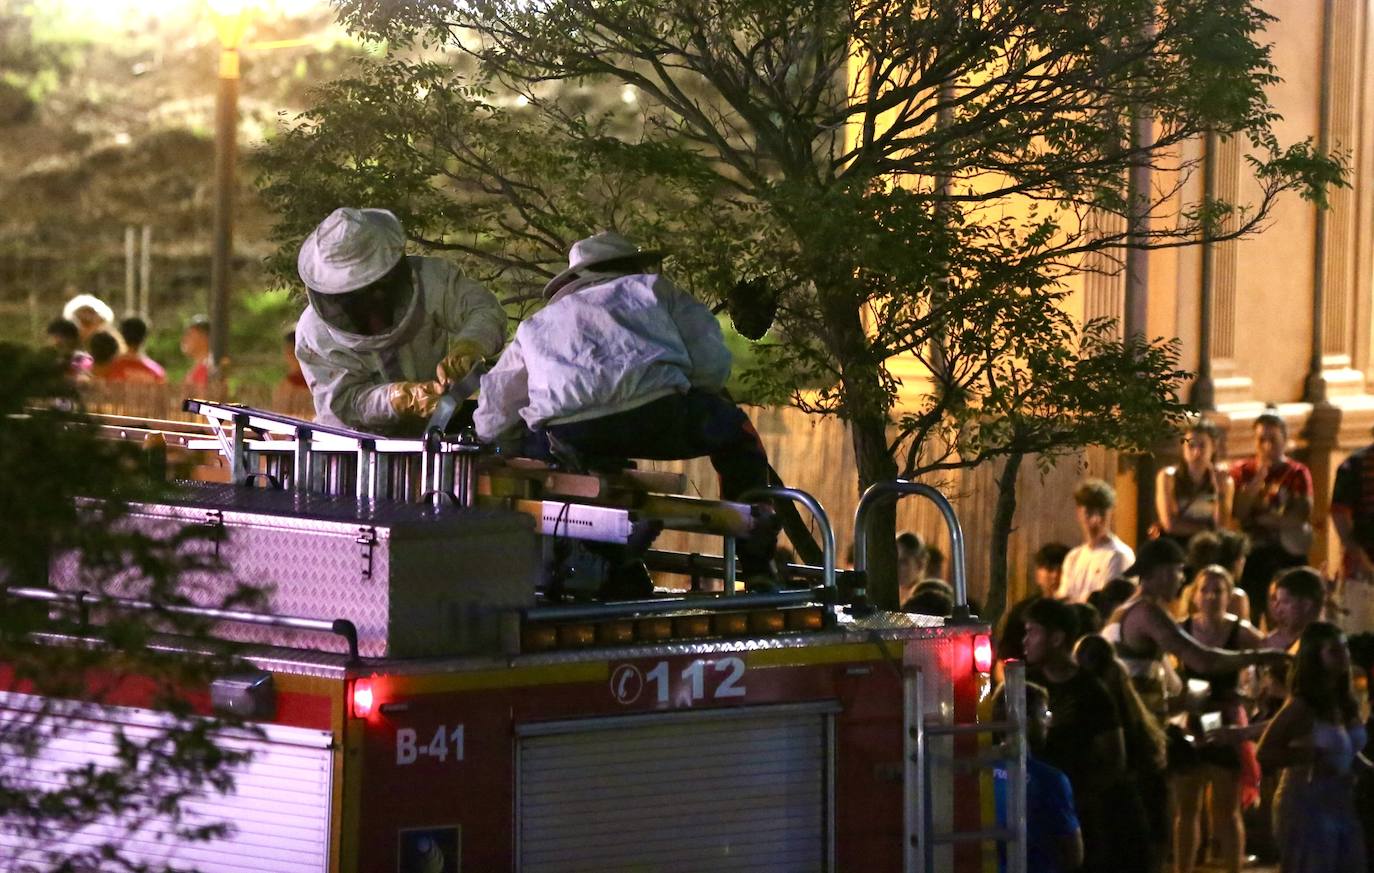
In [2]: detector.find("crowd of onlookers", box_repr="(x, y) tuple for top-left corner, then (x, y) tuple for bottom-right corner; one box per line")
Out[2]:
(958, 415), (1374, 873)
(40, 293), (310, 409)
(45, 294), (172, 386)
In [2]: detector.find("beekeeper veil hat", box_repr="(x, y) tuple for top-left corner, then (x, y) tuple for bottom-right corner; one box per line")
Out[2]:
(297, 208), (406, 295)
(542, 231), (663, 299)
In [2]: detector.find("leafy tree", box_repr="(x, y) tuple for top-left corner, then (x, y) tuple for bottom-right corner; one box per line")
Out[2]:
(257, 0), (1342, 609)
(966, 321), (1190, 619)
(0, 344), (264, 872)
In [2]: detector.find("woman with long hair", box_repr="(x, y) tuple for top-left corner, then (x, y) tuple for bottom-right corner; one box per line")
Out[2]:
(1182, 529), (1252, 622)
(1173, 566), (1264, 873)
(1075, 633), (1169, 873)
(1155, 422), (1234, 549)
(1257, 621), (1369, 872)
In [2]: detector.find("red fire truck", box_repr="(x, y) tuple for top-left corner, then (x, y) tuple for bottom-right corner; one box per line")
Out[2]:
(1, 402), (1027, 873)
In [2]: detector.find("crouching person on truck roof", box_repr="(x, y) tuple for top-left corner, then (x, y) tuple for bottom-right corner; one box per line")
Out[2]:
(294, 207), (506, 432)
(473, 231), (780, 590)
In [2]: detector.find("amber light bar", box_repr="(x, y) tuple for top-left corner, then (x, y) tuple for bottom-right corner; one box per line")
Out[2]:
(520, 605), (827, 653)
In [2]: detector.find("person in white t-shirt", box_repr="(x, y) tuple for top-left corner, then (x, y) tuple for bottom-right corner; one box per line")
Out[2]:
(1059, 478), (1135, 603)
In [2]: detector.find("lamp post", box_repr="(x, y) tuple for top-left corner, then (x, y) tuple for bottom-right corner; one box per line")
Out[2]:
(208, 1), (251, 379)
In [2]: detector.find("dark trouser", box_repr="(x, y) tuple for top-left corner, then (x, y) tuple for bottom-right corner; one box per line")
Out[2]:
(524, 390), (776, 574)
(1239, 542), (1305, 626)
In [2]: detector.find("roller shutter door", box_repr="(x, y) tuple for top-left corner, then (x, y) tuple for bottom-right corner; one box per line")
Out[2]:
(0, 691), (333, 873)
(517, 702), (835, 873)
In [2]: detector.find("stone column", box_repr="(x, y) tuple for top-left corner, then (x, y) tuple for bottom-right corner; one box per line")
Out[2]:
(1305, 0), (1365, 402)
(1198, 134), (1253, 406)
(1191, 132), (1219, 411)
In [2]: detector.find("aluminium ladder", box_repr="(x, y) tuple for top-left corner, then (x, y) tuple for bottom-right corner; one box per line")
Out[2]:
(907, 660), (1028, 873)
(852, 480), (1028, 873)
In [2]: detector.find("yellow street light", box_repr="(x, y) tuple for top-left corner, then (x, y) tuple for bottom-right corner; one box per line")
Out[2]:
(208, 0), (253, 49)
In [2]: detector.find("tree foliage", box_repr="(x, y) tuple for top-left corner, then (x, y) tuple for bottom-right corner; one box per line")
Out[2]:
(0, 345), (263, 872)
(257, 0), (1343, 607)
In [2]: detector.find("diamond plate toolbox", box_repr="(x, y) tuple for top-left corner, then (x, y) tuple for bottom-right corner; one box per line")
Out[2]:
(52, 483), (538, 658)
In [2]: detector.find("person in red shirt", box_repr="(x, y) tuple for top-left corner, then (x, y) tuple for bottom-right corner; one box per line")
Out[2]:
(180, 316), (214, 391)
(272, 328), (313, 416)
(103, 355), (163, 384)
(1230, 413), (1313, 625)
(106, 316), (166, 384)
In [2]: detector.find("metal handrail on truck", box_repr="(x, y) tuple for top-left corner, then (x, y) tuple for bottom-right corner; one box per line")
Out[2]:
(854, 479), (973, 620)
(739, 486), (837, 595)
(6, 585), (361, 663)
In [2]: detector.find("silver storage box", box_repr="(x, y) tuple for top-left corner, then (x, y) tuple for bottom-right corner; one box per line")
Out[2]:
(53, 483), (538, 658)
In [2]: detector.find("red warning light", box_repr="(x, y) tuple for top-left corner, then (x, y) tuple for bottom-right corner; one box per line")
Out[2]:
(973, 634), (994, 674)
(351, 677), (375, 718)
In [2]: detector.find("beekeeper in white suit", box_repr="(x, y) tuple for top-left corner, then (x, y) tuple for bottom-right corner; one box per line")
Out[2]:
(475, 231), (780, 585)
(294, 208), (505, 431)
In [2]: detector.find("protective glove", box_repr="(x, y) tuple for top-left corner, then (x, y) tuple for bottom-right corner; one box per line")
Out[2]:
(435, 339), (488, 387)
(387, 380), (445, 420)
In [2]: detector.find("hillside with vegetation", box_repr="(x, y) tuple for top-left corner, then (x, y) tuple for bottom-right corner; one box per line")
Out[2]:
(0, 0), (361, 385)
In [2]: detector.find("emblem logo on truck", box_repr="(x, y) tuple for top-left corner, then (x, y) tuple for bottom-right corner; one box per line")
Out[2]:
(610, 663), (644, 704)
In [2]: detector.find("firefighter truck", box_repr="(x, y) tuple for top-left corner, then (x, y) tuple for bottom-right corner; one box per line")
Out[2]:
(1, 400), (1028, 873)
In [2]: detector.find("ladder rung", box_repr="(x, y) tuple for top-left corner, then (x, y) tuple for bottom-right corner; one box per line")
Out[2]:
(931, 828), (1019, 844)
(922, 719), (1015, 736)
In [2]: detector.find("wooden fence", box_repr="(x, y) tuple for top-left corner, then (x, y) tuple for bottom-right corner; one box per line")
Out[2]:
(644, 406), (1118, 610)
(82, 382), (315, 422)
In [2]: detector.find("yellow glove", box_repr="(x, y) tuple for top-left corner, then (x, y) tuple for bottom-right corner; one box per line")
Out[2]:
(436, 339), (487, 387)
(387, 380), (444, 419)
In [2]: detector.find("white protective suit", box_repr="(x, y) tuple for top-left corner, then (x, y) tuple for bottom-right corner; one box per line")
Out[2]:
(296, 256), (505, 431)
(473, 271), (731, 442)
